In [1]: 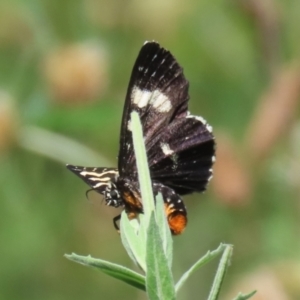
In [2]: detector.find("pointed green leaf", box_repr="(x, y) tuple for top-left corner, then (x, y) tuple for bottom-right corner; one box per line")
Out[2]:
(146, 214), (176, 300)
(120, 211), (146, 272)
(175, 243), (227, 293)
(137, 213), (147, 245)
(207, 244), (233, 300)
(130, 111), (155, 225)
(232, 290), (257, 300)
(65, 253), (146, 291)
(155, 193), (173, 268)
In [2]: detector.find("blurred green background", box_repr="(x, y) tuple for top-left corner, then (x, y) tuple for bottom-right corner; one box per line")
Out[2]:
(1, 0), (300, 299)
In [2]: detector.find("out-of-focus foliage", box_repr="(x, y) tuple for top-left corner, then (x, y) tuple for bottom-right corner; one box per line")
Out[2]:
(0, 0), (299, 299)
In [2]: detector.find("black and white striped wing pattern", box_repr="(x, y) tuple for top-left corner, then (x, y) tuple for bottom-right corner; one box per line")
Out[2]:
(66, 165), (123, 207)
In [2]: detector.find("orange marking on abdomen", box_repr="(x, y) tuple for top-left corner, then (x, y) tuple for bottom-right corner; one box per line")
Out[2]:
(168, 213), (187, 235)
(164, 203), (187, 235)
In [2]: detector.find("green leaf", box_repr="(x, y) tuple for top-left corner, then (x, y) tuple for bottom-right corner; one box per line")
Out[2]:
(175, 243), (227, 293)
(155, 193), (173, 268)
(207, 244), (233, 300)
(120, 211), (146, 272)
(146, 214), (176, 300)
(232, 290), (257, 300)
(130, 111), (155, 224)
(65, 253), (146, 291)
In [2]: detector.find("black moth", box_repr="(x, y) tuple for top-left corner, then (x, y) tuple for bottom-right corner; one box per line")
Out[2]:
(67, 41), (215, 235)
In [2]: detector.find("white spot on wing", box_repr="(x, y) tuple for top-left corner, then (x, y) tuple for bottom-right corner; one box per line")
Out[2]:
(132, 87), (172, 112)
(187, 114), (207, 124)
(80, 171), (101, 177)
(93, 182), (108, 188)
(206, 124), (213, 133)
(169, 61), (175, 69)
(80, 171), (117, 178)
(161, 143), (174, 155)
(187, 114), (213, 132)
(151, 90), (172, 112)
(89, 177), (109, 182)
(132, 87), (151, 108)
(127, 120), (132, 131)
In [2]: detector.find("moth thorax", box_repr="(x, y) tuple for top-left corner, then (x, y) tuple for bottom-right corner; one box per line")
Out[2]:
(104, 182), (122, 208)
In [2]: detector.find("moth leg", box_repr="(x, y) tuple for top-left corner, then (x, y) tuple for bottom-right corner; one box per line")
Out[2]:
(113, 214), (121, 232)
